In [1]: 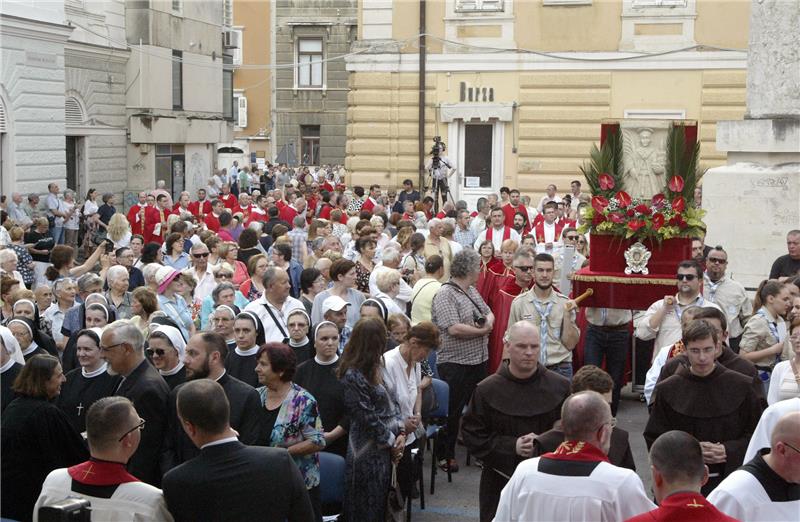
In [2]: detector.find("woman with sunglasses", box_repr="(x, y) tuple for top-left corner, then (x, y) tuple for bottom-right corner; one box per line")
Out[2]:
(147, 325), (187, 390)
(1, 354), (88, 521)
(57, 328), (120, 433)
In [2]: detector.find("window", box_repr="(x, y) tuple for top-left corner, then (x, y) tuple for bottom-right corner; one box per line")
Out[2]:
(172, 0), (182, 12)
(223, 53), (234, 120)
(233, 93), (247, 128)
(297, 38), (323, 88)
(455, 0), (504, 12)
(172, 50), (182, 110)
(300, 126), (320, 166)
(633, 0), (686, 5)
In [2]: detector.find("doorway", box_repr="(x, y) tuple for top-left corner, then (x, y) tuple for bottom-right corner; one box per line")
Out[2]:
(463, 124), (493, 189)
(65, 136), (85, 196)
(449, 119), (504, 208)
(155, 144), (186, 201)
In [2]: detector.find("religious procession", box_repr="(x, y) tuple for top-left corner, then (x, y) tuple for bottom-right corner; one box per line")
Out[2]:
(1, 1), (799, 521)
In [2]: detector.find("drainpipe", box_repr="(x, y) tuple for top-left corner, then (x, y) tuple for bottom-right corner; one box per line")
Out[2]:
(418, 0), (426, 191)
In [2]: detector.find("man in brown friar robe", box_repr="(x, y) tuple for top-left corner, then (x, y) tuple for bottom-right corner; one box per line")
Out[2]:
(462, 320), (570, 522)
(655, 307), (766, 408)
(486, 248), (535, 373)
(645, 319), (764, 495)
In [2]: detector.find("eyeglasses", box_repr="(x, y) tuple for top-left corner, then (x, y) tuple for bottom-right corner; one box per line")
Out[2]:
(676, 274), (697, 281)
(100, 342), (125, 353)
(783, 441), (800, 455)
(193, 252), (209, 259)
(578, 239), (587, 245)
(707, 258), (727, 264)
(146, 348), (167, 357)
(513, 265), (534, 272)
(118, 418), (146, 442)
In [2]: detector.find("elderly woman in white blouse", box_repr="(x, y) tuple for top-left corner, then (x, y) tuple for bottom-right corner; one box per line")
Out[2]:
(0, 250), (25, 287)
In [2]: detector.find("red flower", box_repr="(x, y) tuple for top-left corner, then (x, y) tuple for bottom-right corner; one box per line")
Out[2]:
(616, 191), (632, 208)
(672, 196), (685, 213)
(598, 173), (615, 191)
(592, 213), (607, 225)
(627, 219), (646, 232)
(591, 195), (609, 213)
(609, 213), (625, 224)
(634, 204), (651, 216)
(668, 176), (685, 193)
(652, 213), (665, 229)
(626, 209), (635, 217)
(651, 193), (666, 208)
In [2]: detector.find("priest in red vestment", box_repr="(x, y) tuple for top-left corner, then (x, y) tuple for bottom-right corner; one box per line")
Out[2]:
(533, 203), (565, 250)
(127, 192), (148, 234)
(477, 240), (505, 303)
(487, 248), (535, 373)
(188, 189), (212, 224)
(502, 189), (527, 228)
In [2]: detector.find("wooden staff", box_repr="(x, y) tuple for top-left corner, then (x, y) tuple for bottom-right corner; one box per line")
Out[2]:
(565, 288), (594, 311)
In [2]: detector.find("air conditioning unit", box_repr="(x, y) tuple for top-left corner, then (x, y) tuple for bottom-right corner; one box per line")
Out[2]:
(223, 29), (240, 49)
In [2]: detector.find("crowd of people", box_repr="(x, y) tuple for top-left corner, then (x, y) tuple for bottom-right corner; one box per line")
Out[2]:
(0, 164), (799, 522)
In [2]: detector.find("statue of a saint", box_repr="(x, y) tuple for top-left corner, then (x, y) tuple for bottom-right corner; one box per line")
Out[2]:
(623, 128), (665, 199)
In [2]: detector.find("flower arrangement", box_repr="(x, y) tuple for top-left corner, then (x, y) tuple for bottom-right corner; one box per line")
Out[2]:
(579, 125), (706, 241)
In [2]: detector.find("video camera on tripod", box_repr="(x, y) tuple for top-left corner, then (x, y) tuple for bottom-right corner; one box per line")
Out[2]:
(426, 136), (454, 212)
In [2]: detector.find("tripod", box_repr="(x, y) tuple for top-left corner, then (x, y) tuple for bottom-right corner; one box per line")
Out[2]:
(430, 174), (454, 214)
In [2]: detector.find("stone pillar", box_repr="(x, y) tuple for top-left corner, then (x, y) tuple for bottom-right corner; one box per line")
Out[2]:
(702, 0), (800, 290)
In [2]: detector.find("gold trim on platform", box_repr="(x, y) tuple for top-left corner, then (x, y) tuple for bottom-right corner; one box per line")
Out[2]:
(572, 274), (676, 285)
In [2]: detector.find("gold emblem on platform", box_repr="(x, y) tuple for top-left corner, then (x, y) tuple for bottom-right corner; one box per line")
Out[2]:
(624, 241), (652, 276)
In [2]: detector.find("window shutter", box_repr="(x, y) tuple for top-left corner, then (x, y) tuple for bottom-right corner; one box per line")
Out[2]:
(0, 99), (6, 133)
(65, 97), (84, 126)
(238, 96), (247, 128)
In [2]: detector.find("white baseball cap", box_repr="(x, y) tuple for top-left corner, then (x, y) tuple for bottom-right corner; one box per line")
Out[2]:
(321, 295), (350, 316)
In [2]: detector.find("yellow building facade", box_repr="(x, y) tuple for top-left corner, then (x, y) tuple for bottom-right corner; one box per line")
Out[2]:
(347, 0), (750, 204)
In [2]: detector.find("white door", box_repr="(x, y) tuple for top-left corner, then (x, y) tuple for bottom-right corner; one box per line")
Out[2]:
(450, 119), (504, 209)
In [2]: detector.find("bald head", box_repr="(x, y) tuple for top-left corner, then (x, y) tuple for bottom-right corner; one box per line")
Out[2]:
(506, 320), (538, 344)
(766, 411), (800, 483)
(770, 411), (800, 449)
(561, 391), (612, 446)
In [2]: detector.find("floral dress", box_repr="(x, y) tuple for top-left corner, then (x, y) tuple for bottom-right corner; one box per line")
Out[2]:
(9, 244), (34, 288)
(342, 368), (404, 522)
(354, 261), (372, 294)
(81, 199), (100, 257)
(257, 383), (325, 489)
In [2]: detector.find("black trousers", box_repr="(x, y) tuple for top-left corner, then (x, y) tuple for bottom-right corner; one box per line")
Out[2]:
(396, 439), (420, 499)
(436, 361), (487, 460)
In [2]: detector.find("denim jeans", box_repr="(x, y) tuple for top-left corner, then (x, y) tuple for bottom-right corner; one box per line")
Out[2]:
(50, 225), (64, 245)
(584, 325), (630, 416)
(547, 361), (574, 381)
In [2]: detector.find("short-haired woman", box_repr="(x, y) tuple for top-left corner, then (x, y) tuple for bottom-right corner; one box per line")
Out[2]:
(256, 342), (326, 521)
(1, 354), (88, 521)
(310, 258), (365, 329)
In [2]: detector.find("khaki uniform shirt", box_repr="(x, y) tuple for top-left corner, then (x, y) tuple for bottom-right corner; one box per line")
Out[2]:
(739, 307), (792, 368)
(703, 275), (752, 339)
(424, 236), (452, 282)
(507, 288), (579, 366)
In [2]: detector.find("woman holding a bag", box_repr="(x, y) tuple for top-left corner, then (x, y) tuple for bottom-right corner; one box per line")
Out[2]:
(80, 189), (100, 258)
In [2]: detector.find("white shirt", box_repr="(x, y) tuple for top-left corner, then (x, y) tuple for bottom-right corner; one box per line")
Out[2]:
(375, 291), (404, 317)
(188, 265), (216, 303)
(494, 456), (655, 522)
(703, 274), (752, 339)
(744, 397), (800, 462)
(46, 193), (64, 226)
(537, 195), (562, 212)
(244, 295), (304, 343)
(381, 347), (421, 445)
(473, 226), (522, 252)
(34, 468), (173, 522)
(43, 303), (77, 347)
(448, 238), (463, 256)
(470, 213), (489, 238)
(766, 360), (800, 405)
(635, 294), (722, 357)
(708, 461), (800, 522)
(644, 343), (673, 404)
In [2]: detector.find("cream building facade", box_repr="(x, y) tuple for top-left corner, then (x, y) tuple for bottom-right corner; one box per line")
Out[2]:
(346, 0), (750, 205)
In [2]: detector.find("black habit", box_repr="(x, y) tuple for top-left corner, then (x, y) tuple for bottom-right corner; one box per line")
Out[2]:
(225, 351), (260, 388)
(294, 357), (349, 456)
(115, 358), (170, 486)
(162, 441), (314, 522)
(462, 362), (571, 522)
(160, 365), (186, 390)
(288, 338), (314, 366)
(657, 345), (766, 407)
(1, 396), (89, 521)
(160, 372), (265, 475)
(533, 426), (636, 470)
(644, 363), (763, 495)
(1, 362), (22, 412)
(57, 366), (121, 433)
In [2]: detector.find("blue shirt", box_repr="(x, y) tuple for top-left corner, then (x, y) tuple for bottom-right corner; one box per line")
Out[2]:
(157, 294), (193, 340)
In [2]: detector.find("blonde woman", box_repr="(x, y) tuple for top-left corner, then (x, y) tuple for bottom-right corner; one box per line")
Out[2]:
(106, 213), (132, 249)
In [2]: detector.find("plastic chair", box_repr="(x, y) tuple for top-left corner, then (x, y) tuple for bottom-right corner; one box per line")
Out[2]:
(426, 351), (439, 379)
(318, 451), (346, 522)
(425, 378), (451, 495)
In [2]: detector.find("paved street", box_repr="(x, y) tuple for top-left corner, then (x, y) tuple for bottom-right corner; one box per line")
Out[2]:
(412, 386), (652, 521)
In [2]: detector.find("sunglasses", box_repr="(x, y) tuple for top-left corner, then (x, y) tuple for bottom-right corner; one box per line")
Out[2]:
(566, 236), (579, 241)
(193, 252), (209, 259)
(707, 258), (727, 264)
(146, 348), (168, 357)
(514, 266), (534, 272)
(118, 418), (146, 442)
(217, 273), (233, 279)
(676, 274), (697, 281)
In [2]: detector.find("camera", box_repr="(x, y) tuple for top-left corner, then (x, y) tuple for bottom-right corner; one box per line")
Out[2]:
(474, 313), (487, 328)
(38, 497), (91, 522)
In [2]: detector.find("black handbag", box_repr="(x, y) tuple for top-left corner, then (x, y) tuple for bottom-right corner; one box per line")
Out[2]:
(385, 463), (405, 522)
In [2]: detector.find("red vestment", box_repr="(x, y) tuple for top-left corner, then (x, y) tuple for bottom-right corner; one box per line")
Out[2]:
(204, 213), (221, 232)
(502, 203), (525, 229)
(188, 200), (212, 223)
(533, 220), (565, 244)
(141, 206), (162, 244)
(219, 193), (237, 211)
(624, 492), (738, 522)
(318, 204), (333, 220)
(487, 276), (534, 373)
(477, 257), (505, 304)
(127, 204), (147, 237)
(279, 205), (299, 226)
(361, 197), (377, 214)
